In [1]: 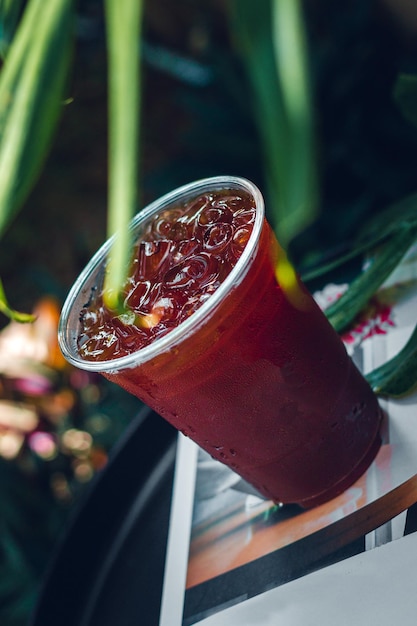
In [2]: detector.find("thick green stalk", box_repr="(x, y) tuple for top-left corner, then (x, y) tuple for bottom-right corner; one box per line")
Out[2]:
(103, 0), (143, 311)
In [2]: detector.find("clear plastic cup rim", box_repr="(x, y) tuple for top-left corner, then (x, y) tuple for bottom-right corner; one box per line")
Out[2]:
(58, 175), (265, 373)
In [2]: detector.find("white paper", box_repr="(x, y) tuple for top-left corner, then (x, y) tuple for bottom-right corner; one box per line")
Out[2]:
(198, 530), (417, 626)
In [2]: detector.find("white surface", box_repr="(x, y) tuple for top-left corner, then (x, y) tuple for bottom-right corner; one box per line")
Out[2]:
(159, 434), (198, 626)
(199, 530), (417, 626)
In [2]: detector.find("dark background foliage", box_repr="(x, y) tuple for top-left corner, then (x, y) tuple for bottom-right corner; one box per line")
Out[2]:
(3, 0), (417, 311)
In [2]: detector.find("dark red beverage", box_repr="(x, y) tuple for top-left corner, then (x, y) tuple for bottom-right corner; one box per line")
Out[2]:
(59, 176), (382, 507)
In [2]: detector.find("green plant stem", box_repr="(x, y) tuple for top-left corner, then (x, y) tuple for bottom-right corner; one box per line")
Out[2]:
(103, 0), (143, 312)
(0, 278), (35, 322)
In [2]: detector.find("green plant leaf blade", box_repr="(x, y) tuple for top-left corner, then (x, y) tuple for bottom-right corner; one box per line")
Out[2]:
(325, 226), (417, 333)
(0, 0), (26, 58)
(355, 191), (417, 247)
(271, 0), (318, 244)
(228, 0), (317, 247)
(302, 192), (417, 282)
(366, 323), (417, 398)
(0, 0), (73, 237)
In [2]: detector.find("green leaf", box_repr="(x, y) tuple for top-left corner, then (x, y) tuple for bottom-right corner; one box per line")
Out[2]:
(0, 0), (26, 59)
(103, 0), (144, 311)
(271, 0), (318, 243)
(302, 192), (417, 282)
(228, 0), (317, 247)
(393, 73), (417, 130)
(366, 323), (417, 398)
(355, 191), (417, 246)
(0, 277), (35, 322)
(0, 0), (73, 237)
(324, 225), (417, 333)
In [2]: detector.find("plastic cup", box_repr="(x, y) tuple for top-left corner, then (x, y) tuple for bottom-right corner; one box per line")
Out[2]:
(58, 176), (382, 508)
